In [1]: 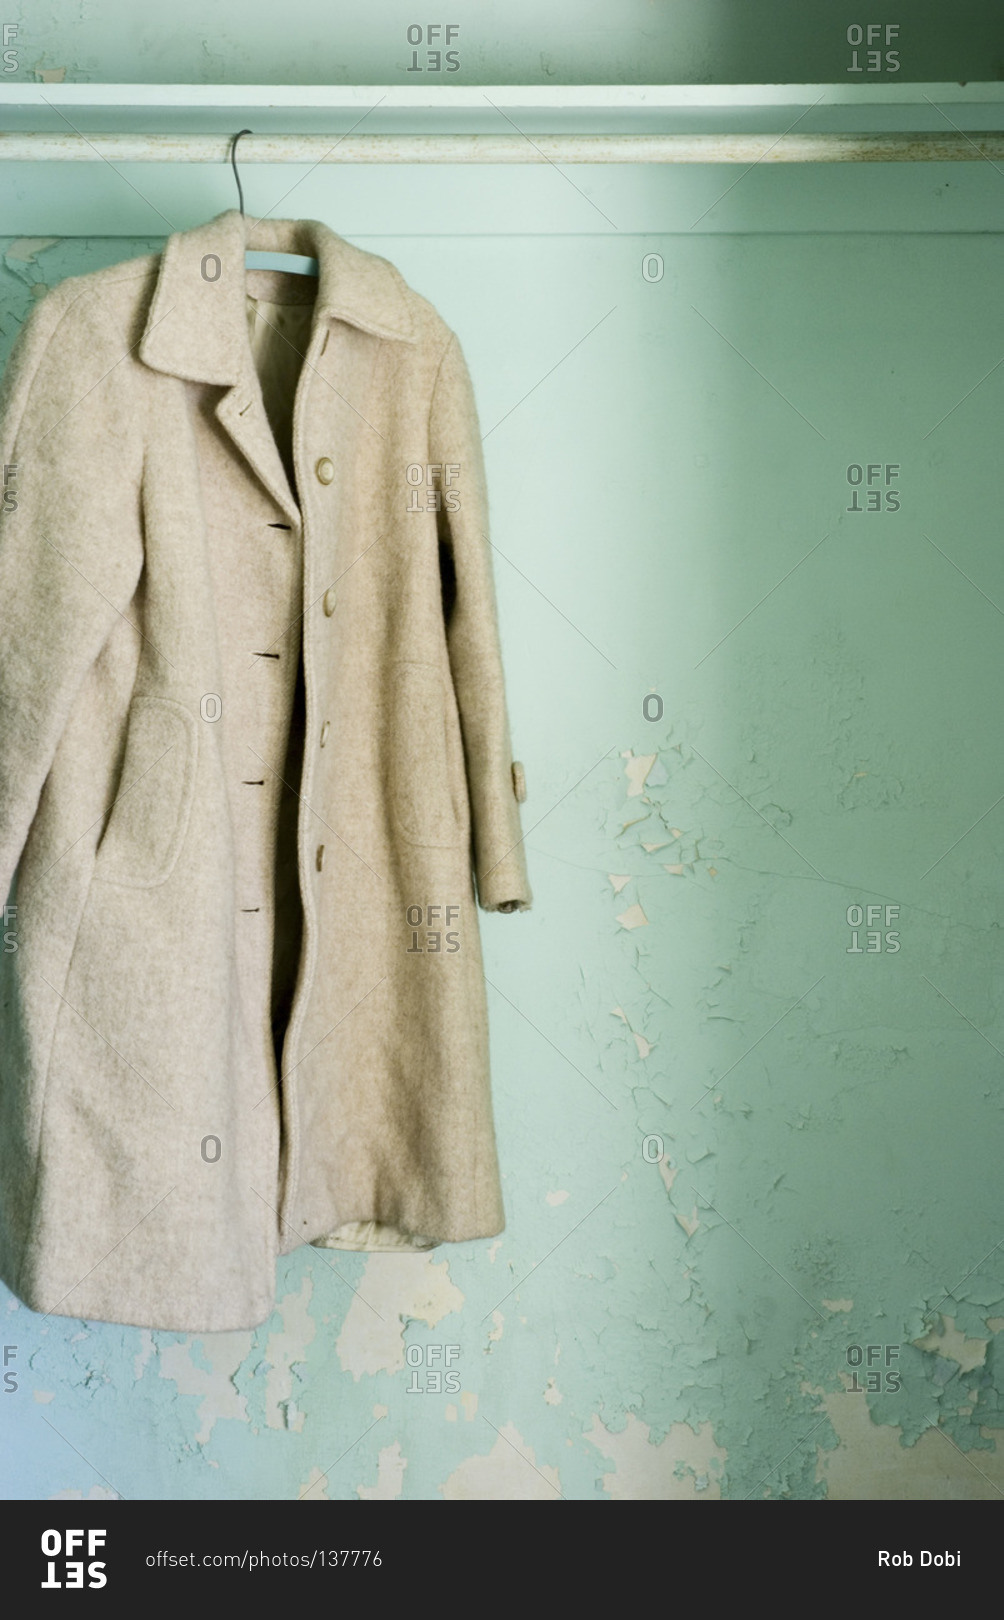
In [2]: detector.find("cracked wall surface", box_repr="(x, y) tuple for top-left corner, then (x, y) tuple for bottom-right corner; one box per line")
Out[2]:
(1, 169), (1003, 1501)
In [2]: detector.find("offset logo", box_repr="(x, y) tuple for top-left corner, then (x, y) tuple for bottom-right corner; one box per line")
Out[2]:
(41, 1529), (107, 1589)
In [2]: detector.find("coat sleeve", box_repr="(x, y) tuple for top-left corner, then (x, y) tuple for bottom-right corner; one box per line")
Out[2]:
(0, 281), (144, 906)
(428, 329), (533, 914)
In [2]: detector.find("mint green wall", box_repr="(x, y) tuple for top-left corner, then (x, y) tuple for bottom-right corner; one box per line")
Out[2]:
(2, 3), (1004, 1501)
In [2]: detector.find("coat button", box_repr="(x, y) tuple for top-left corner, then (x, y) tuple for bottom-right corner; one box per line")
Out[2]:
(320, 720), (330, 747)
(322, 585), (337, 616)
(315, 457), (335, 484)
(316, 844), (325, 871)
(511, 760), (527, 803)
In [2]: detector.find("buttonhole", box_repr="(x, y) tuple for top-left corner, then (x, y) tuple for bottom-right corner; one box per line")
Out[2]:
(253, 651), (280, 659)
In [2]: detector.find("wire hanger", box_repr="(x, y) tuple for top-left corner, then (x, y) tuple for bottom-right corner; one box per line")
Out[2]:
(232, 128), (319, 278)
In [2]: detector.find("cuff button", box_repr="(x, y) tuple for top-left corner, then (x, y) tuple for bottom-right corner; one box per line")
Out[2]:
(511, 761), (527, 803)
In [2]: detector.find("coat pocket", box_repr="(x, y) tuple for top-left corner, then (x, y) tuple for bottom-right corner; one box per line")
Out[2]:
(92, 696), (198, 888)
(390, 660), (464, 848)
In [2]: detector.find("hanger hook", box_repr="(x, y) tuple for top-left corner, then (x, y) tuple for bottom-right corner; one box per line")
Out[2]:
(230, 128), (253, 218)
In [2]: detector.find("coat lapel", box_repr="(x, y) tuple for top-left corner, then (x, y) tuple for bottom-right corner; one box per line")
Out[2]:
(138, 208), (419, 529)
(215, 368), (302, 529)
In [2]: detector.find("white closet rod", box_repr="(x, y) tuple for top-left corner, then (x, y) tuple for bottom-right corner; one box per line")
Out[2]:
(1, 132), (1003, 162)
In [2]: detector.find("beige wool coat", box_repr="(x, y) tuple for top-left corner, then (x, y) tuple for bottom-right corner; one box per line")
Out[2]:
(0, 208), (532, 1333)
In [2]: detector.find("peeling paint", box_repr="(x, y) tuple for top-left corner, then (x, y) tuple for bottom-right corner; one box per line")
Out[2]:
(912, 1316), (989, 1375)
(586, 1413), (726, 1499)
(356, 1440), (407, 1500)
(264, 1276), (316, 1430)
(5, 237), (59, 265)
(133, 1330), (155, 1381)
(675, 1207), (700, 1238)
(335, 1254), (464, 1380)
(440, 1422), (560, 1500)
(615, 903), (648, 930)
(158, 1333), (252, 1446)
(657, 1157), (679, 1193)
(622, 750), (657, 797)
(816, 1387), (1004, 1500)
(298, 1467), (330, 1501)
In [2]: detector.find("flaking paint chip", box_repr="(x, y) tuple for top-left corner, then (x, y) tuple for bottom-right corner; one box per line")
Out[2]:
(675, 1208), (700, 1238)
(6, 237), (59, 264)
(912, 1317), (989, 1373)
(621, 814), (648, 832)
(664, 864), (685, 876)
(616, 903), (648, 930)
(623, 751), (657, 797)
(608, 873), (632, 893)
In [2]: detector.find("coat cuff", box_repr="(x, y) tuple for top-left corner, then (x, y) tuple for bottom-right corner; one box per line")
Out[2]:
(472, 758), (533, 912)
(475, 853), (533, 914)
(479, 874), (534, 913)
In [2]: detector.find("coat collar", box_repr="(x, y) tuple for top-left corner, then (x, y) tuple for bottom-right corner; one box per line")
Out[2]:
(140, 208), (419, 385)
